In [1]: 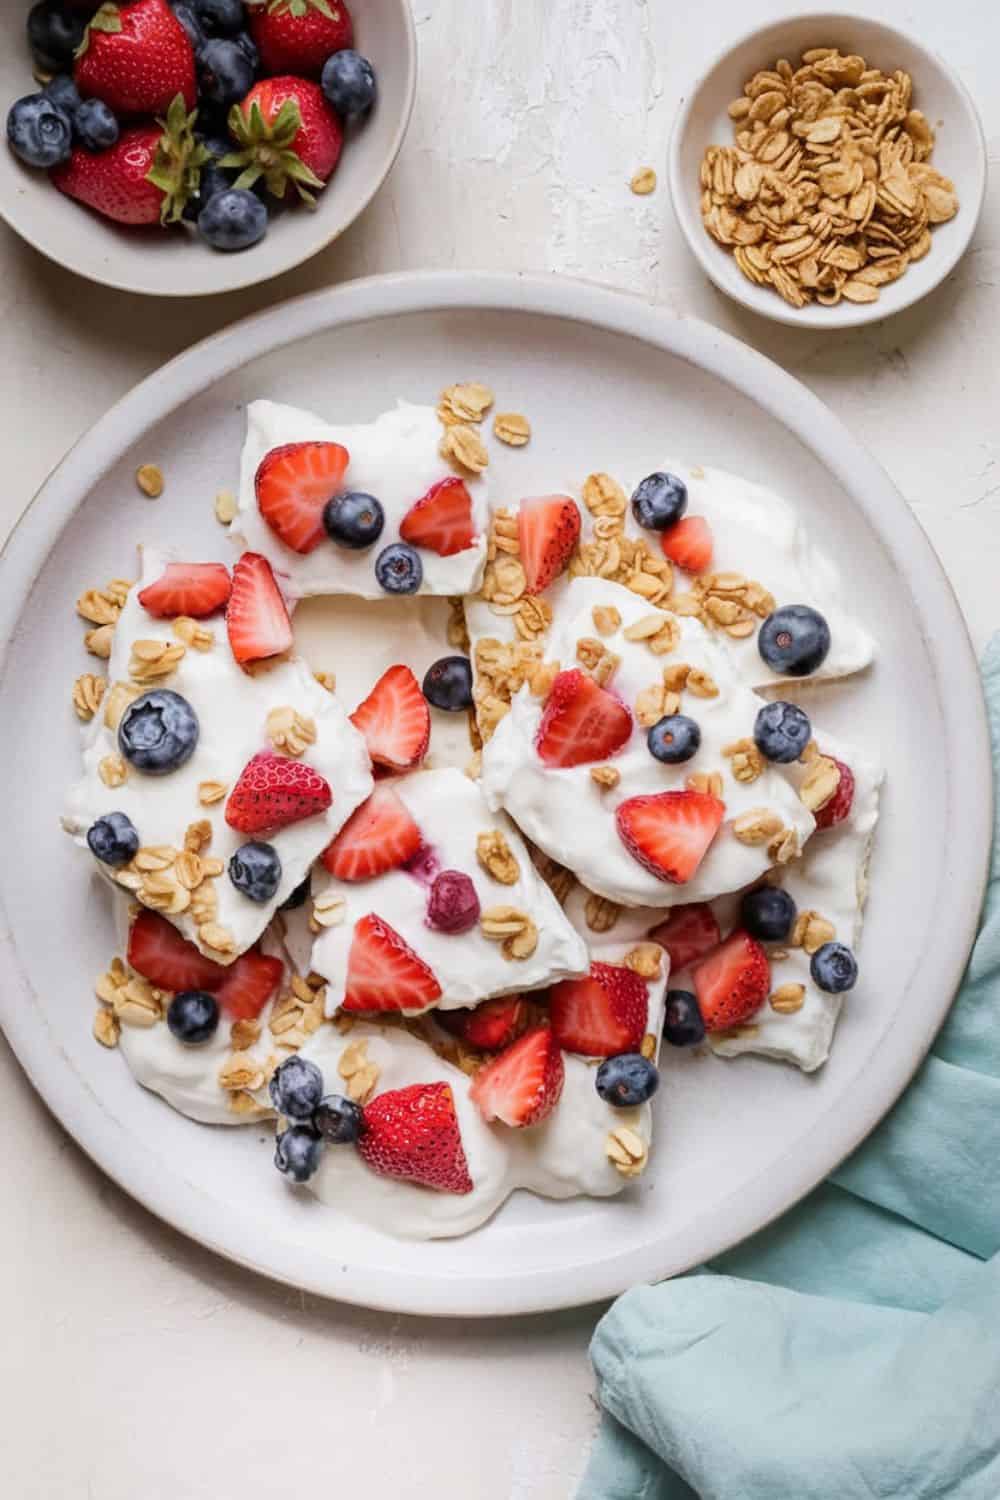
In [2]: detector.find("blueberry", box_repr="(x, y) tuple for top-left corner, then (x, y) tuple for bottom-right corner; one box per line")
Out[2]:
(321, 50), (377, 124)
(279, 874), (311, 911)
(167, 990), (219, 1044)
(232, 30), (259, 70)
(323, 491), (385, 549)
(197, 187), (268, 251)
(118, 690), (199, 775)
(196, 37), (255, 106)
(313, 1093), (365, 1144)
(663, 989), (705, 1047)
(269, 1055), (324, 1122)
(274, 1125), (323, 1184)
(74, 98), (119, 153)
(44, 75), (80, 115)
(27, 2), (85, 71)
(6, 93), (72, 169)
(228, 841), (281, 903)
(758, 605), (831, 677)
(741, 885), (796, 942)
(422, 656), (473, 712)
(86, 811), (140, 867)
(172, 1), (206, 49)
(375, 542), (423, 595)
(194, 0), (246, 35)
(810, 942), (858, 994)
(595, 1053), (660, 1107)
(630, 471), (688, 531)
(753, 701), (811, 764)
(183, 160), (234, 221)
(647, 713), (701, 765)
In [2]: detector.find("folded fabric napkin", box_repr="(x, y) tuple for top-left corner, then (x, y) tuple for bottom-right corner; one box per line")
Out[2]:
(580, 639), (1000, 1500)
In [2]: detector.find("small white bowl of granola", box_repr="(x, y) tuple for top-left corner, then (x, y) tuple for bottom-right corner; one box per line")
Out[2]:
(668, 13), (986, 328)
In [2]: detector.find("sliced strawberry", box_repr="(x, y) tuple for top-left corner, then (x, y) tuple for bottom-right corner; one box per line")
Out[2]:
(616, 790), (725, 884)
(438, 996), (526, 1051)
(469, 1027), (564, 1127)
(321, 785), (422, 882)
(814, 757), (855, 830)
(518, 494), (581, 594)
(349, 665), (430, 772)
(549, 962), (648, 1057)
(661, 515), (714, 573)
(225, 751), (332, 835)
(646, 902), (721, 974)
(536, 669), (632, 768)
(399, 477), (476, 557)
(226, 553), (294, 666)
(692, 929), (770, 1031)
(358, 1082), (473, 1194)
(215, 950), (284, 1021)
(137, 562), (232, 618)
(342, 913), (443, 1013)
(127, 910), (228, 992)
(255, 441), (350, 554)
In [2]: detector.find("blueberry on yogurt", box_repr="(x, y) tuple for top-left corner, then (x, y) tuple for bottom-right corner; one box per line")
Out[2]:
(630, 471), (688, 531)
(758, 605), (831, 677)
(86, 811), (140, 867)
(753, 701), (811, 764)
(118, 690), (199, 774)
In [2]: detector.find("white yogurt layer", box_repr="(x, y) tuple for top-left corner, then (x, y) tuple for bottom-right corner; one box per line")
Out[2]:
(234, 401), (488, 600)
(464, 462), (875, 693)
(561, 728), (881, 1072)
(310, 767), (589, 1013)
(63, 548), (373, 962)
(298, 945), (667, 1240)
(480, 578), (816, 908)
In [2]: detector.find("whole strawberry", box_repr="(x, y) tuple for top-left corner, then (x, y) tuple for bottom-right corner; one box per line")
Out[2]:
(223, 76), (342, 201)
(248, 0), (354, 80)
(75, 0), (196, 116)
(50, 94), (207, 224)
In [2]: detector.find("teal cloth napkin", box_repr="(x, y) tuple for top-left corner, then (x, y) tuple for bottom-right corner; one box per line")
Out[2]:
(579, 638), (1000, 1500)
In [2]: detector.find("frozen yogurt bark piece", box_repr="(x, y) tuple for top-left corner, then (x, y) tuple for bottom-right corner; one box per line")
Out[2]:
(309, 766), (588, 1014)
(63, 548), (373, 963)
(480, 577), (816, 908)
(234, 400), (488, 600)
(616, 460), (875, 687)
(95, 895), (303, 1124)
(703, 733), (881, 1071)
(285, 947), (668, 1240)
(560, 730), (880, 1072)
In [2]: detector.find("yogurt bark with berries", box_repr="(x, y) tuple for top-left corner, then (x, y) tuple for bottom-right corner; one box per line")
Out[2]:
(63, 547), (372, 963)
(481, 577), (817, 908)
(269, 931), (668, 1239)
(234, 400), (489, 601)
(559, 729), (879, 1072)
(464, 468), (873, 734)
(309, 766), (588, 1014)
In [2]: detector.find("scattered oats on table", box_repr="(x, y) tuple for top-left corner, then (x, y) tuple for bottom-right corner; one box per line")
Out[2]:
(630, 166), (657, 195)
(700, 48), (959, 309)
(135, 464), (164, 498)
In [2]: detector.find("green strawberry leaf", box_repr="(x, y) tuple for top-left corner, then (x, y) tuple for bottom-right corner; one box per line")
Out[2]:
(219, 96), (322, 205)
(75, 2), (121, 58)
(146, 93), (211, 225)
(266, 0), (337, 15)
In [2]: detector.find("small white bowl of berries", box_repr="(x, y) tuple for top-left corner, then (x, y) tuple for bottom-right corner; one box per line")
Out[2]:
(1, 0), (416, 296)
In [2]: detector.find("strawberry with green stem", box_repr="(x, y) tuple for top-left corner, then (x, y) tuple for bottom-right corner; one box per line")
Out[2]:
(74, 0), (196, 116)
(51, 92), (208, 225)
(248, 0), (354, 80)
(222, 76), (343, 203)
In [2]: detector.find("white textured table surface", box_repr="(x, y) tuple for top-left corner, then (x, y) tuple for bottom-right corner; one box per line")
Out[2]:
(2, 3), (997, 1496)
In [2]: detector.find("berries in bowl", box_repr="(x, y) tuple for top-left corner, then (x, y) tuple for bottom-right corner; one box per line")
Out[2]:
(0, 0), (416, 295)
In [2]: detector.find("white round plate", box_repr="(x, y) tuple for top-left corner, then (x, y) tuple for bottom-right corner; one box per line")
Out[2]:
(0, 0), (416, 298)
(668, 11), (987, 329)
(0, 272), (989, 1315)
